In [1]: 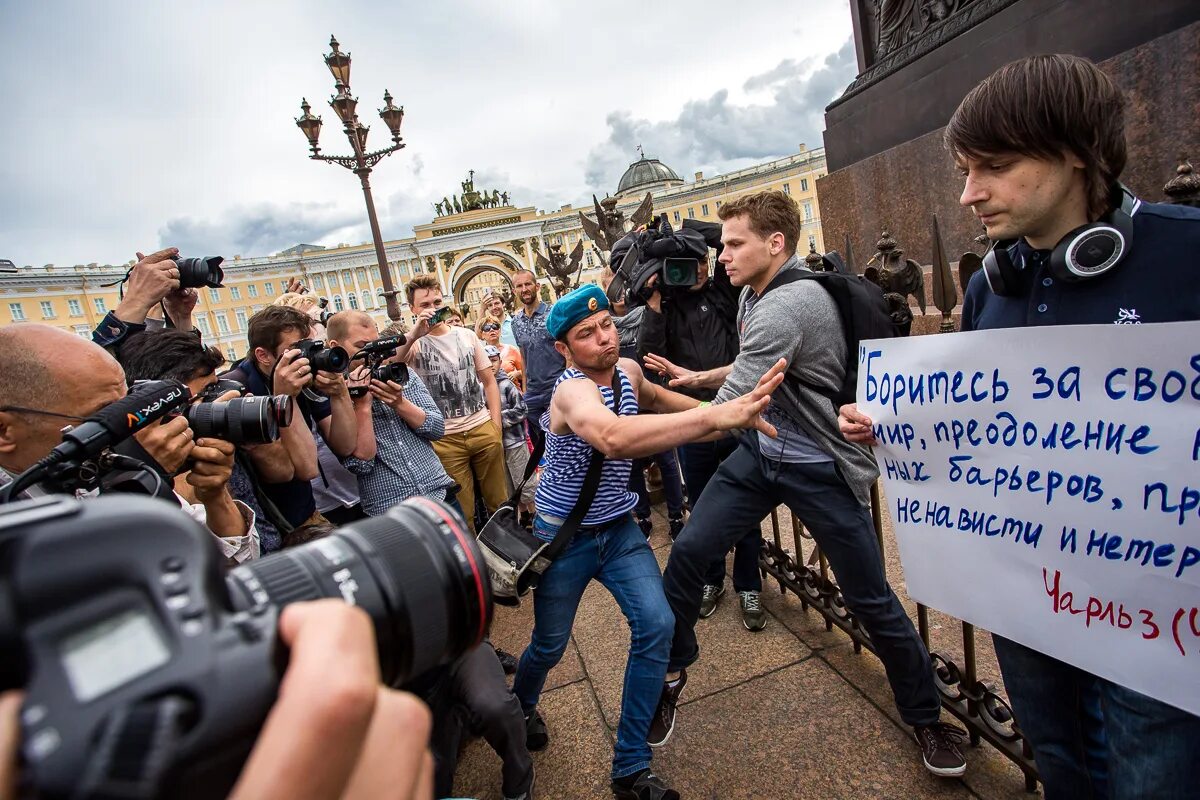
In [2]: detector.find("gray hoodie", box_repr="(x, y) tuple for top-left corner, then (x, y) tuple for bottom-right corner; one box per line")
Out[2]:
(713, 255), (879, 507)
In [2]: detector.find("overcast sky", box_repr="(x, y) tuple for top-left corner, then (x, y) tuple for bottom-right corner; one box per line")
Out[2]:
(0, 1), (855, 268)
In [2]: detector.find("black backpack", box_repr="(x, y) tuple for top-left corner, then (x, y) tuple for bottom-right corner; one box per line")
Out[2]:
(760, 269), (899, 407)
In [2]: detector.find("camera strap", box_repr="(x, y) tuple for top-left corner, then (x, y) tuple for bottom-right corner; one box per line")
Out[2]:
(76, 695), (194, 799)
(542, 368), (623, 562)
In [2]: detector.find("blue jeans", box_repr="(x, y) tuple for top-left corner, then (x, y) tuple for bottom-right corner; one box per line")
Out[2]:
(663, 434), (940, 727)
(994, 635), (1200, 799)
(680, 438), (763, 592)
(630, 449), (685, 519)
(513, 513), (673, 779)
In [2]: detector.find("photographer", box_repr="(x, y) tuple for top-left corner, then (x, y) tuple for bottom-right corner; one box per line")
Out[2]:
(633, 222), (766, 629)
(92, 247), (201, 350)
(325, 311), (456, 513)
(223, 306), (358, 533)
(0, 325), (258, 561)
(118, 328), (296, 553)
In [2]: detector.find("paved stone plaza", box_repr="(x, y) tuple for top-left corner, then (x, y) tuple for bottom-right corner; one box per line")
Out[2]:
(454, 501), (1042, 800)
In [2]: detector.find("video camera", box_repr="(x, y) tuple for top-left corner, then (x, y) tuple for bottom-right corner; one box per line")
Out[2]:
(0, 492), (492, 799)
(348, 335), (409, 399)
(607, 215), (711, 307)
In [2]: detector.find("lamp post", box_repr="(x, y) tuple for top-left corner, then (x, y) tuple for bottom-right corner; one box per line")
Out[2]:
(295, 35), (406, 321)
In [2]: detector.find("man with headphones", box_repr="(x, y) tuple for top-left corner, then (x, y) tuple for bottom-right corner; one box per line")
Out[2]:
(839, 54), (1200, 798)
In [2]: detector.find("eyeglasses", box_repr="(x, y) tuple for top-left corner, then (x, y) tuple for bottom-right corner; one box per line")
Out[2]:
(482, 324), (500, 332)
(0, 406), (86, 424)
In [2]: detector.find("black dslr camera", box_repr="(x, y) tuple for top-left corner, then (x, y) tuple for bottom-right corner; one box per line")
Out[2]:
(187, 378), (293, 445)
(171, 256), (224, 289)
(348, 335), (409, 399)
(289, 338), (349, 373)
(607, 215), (710, 307)
(0, 493), (492, 799)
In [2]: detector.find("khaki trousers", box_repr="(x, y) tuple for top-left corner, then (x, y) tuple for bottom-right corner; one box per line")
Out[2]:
(432, 418), (508, 534)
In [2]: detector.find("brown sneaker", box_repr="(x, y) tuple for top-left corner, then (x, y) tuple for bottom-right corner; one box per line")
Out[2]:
(914, 721), (968, 777)
(646, 669), (687, 747)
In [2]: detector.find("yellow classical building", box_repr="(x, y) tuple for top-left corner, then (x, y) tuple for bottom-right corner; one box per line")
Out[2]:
(1, 146), (826, 361)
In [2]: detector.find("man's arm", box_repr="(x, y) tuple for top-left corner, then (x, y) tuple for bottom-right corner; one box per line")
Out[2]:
(348, 392), (379, 463)
(111, 247), (181, 326)
(314, 371), (358, 458)
(242, 440), (296, 483)
(555, 359), (785, 460)
(500, 380), (527, 427)
(182, 438), (249, 539)
(643, 353), (731, 391)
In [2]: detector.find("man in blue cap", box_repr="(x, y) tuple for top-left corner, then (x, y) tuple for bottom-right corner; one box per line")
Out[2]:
(512, 283), (786, 800)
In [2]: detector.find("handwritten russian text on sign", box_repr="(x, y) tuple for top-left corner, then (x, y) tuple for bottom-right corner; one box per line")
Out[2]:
(858, 321), (1200, 715)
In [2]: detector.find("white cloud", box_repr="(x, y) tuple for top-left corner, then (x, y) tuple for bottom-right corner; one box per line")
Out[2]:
(0, 0), (853, 267)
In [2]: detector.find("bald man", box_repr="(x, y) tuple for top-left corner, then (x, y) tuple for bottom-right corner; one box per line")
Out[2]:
(0, 325), (259, 560)
(325, 312), (454, 515)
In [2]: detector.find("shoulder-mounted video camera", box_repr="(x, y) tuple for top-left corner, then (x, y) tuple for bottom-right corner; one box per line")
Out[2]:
(606, 215), (712, 307)
(348, 335), (409, 399)
(0, 492), (491, 799)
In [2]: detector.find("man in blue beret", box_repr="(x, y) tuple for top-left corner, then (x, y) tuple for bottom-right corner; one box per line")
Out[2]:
(513, 283), (787, 800)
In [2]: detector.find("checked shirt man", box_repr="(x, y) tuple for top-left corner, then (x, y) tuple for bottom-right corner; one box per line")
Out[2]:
(511, 284), (786, 800)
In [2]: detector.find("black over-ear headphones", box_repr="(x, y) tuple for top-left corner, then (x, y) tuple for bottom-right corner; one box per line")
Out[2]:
(981, 184), (1140, 296)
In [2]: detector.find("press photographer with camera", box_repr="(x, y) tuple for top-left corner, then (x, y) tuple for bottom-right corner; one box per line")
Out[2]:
(222, 306), (358, 533)
(629, 220), (766, 629)
(118, 328), (303, 555)
(325, 311), (456, 514)
(0, 325), (259, 559)
(91, 247), (225, 350)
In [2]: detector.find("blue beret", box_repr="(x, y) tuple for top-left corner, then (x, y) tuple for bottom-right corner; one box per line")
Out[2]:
(546, 284), (610, 339)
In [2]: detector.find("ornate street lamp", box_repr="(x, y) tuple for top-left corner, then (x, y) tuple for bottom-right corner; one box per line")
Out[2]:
(294, 35), (407, 321)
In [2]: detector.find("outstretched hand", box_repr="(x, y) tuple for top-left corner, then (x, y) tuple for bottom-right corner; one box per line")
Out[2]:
(643, 353), (704, 390)
(708, 358), (787, 438)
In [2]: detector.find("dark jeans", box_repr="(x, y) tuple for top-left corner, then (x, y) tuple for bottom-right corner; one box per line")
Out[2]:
(680, 438), (762, 593)
(630, 448), (685, 519)
(994, 635), (1200, 800)
(663, 435), (940, 727)
(514, 513), (673, 779)
(430, 639), (533, 798)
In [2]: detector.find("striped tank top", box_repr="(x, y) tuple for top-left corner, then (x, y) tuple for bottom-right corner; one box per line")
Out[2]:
(533, 366), (639, 536)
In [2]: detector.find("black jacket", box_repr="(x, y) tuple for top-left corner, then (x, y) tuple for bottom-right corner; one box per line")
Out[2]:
(636, 260), (740, 401)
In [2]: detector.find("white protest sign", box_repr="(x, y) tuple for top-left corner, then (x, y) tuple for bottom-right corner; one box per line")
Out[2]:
(858, 321), (1200, 715)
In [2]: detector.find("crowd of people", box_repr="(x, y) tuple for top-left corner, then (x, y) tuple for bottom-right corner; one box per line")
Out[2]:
(1, 53), (1198, 800)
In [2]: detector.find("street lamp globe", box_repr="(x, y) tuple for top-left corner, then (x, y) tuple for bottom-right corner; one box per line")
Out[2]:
(324, 35), (352, 87)
(295, 98), (323, 154)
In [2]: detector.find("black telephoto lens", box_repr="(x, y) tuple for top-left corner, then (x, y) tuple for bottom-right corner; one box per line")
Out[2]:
(173, 256), (225, 289)
(374, 363), (409, 384)
(225, 497), (492, 685)
(185, 396), (283, 445)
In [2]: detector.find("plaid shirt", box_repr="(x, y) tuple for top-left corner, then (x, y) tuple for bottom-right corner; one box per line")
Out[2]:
(342, 372), (454, 515)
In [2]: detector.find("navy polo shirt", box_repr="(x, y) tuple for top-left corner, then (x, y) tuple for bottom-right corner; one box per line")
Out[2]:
(962, 200), (1200, 331)
(224, 358), (332, 527)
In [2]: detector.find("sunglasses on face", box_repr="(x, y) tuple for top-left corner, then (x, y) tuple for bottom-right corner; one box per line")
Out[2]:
(482, 324), (499, 332)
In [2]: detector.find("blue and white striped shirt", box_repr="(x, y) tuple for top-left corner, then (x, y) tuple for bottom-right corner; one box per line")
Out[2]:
(533, 366), (638, 537)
